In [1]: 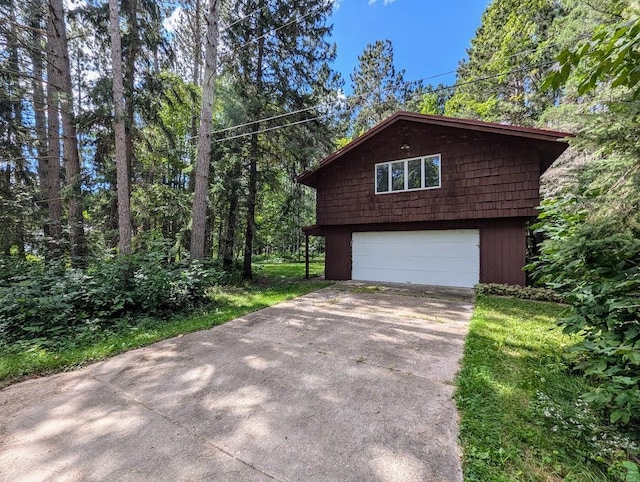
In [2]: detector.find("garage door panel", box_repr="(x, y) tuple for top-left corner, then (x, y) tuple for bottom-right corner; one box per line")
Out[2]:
(353, 255), (477, 273)
(352, 267), (478, 287)
(352, 230), (479, 288)
(354, 231), (475, 244)
(354, 242), (477, 260)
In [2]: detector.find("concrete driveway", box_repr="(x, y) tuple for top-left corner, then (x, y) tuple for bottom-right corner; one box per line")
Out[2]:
(0, 285), (473, 482)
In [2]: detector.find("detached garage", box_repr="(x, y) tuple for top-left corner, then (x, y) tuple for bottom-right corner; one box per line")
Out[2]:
(297, 112), (570, 287)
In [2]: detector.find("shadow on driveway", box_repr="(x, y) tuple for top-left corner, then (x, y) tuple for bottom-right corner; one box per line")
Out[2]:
(0, 287), (473, 481)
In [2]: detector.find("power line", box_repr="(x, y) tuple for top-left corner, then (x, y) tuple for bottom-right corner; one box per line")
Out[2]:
(211, 60), (557, 143)
(239, 4), (328, 49)
(208, 38), (568, 138)
(210, 69), (458, 137)
(220, 3), (269, 32)
(215, 114), (327, 142)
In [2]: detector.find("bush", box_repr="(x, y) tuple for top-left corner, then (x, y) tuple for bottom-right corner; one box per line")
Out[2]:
(0, 248), (224, 347)
(530, 197), (640, 431)
(475, 283), (565, 303)
(0, 262), (88, 345)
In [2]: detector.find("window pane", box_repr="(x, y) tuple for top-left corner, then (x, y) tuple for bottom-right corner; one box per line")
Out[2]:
(376, 164), (389, 192)
(424, 155), (440, 188)
(407, 159), (421, 189)
(391, 161), (404, 191)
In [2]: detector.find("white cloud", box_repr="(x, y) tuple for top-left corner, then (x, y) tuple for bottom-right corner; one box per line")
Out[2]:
(368, 0), (397, 4)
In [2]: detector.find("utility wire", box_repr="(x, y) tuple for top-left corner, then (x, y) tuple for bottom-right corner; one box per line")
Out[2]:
(208, 40), (568, 138)
(210, 68), (458, 136)
(220, 3), (269, 32)
(211, 60), (557, 143)
(239, 4), (328, 48)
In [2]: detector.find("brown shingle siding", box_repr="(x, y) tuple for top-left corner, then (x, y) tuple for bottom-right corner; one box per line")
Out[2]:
(313, 122), (547, 226)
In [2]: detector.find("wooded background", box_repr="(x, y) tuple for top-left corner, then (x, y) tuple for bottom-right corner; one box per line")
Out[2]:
(0, 0), (636, 274)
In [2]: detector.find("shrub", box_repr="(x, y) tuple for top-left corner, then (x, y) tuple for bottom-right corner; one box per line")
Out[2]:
(475, 283), (565, 303)
(0, 262), (88, 345)
(530, 197), (640, 431)
(0, 247), (224, 347)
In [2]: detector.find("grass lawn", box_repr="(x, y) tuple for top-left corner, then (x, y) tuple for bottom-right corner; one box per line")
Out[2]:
(254, 260), (324, 279)
(456, 295), (634, 481)
(0, 261), (329, 389)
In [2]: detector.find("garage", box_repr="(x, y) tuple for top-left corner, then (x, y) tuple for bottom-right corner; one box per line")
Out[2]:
(351, 230), (480, 288)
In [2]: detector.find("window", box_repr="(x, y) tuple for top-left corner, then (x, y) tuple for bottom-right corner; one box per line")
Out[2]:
(374, 154), (441, 194)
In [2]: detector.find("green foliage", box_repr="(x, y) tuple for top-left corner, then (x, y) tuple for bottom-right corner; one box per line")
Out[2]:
(456, 295), (638, 481)
(348, 39), (419, 134)
(418, 84), (452, 116)
(475, 283), (565, 303)
(530, 197), (640, 430)
(531, 3), (640, 433)
(544, 7), (640, 97)
(445, 0), (564, 124)
(0, 265), (331, 388)
(0, 246), (224, 348)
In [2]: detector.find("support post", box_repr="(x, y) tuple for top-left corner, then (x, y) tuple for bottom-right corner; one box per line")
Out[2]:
(305, 234), (310, 279)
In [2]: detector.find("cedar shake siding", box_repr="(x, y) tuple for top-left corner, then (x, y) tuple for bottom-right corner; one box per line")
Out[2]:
(314, 121), (547, 226)
(298, 112), (570, 287)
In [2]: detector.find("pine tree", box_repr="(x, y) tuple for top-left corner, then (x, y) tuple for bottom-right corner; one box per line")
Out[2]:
(349, 39), (416, 135)
(109, 0), (132, 254)
(190, 0), (219, 260)
(445, 0), (565, 125)
(47, 0), (87, 264)
(222, 0), (340, 277)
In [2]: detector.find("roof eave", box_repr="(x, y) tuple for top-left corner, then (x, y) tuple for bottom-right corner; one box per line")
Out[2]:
(295, 112), (573, 186)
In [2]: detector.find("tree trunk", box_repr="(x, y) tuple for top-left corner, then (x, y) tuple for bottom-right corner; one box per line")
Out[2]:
(222, 158), (241, 270)
(188, 0), (202, 194)
(243, 133), (259, 278)
(242, 7), (266, 279)
(48, 0), (87, 265)
(7, 0), (26, 256)
(109, 0), (132, 254)
(46, 10), (63, 258)
(190, 0), (219, 260)
(124, 0), (138, 200)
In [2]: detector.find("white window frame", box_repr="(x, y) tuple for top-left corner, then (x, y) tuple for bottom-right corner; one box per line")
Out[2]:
(374, 154), (442, 194)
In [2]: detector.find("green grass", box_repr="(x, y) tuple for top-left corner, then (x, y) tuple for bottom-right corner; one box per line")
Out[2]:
(456, 295), (622, 481)
(254, 261), (324, 279)
(0, 262), (330, 388)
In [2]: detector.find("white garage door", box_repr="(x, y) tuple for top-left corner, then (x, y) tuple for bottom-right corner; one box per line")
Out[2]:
(352, 230), (480, 288)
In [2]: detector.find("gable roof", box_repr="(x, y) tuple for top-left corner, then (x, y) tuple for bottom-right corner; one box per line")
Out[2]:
(297, 111), (572, 187)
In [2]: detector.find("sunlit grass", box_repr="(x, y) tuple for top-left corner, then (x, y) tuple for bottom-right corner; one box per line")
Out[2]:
(0, 262), (330, 388)
(253, 261), (324, 280)
(456, 295), (617, 481)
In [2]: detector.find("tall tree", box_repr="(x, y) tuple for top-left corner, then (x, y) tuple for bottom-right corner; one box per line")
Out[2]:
(46, 2), (64, 257)
(349, 39), (416, 135)
(190, 0), (219, 259)
(241, 0), (265, 278)
(0, 0), (32, 255)
(109, 0), (132, 254)
(47, 0), (87, 264)
(444, 0), (565, 125)
(223, 0), (340, 277)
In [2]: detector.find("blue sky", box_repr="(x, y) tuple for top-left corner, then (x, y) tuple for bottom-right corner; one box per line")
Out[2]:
(329, 0), (489, 94)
